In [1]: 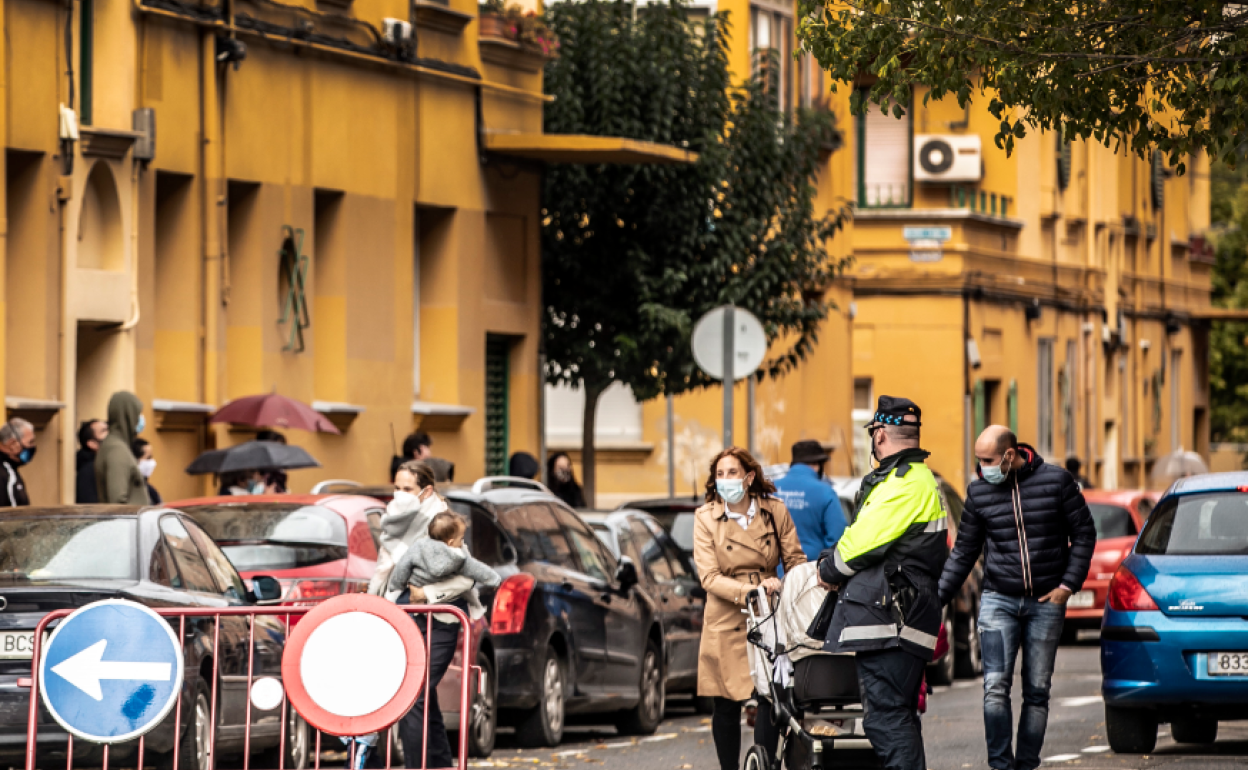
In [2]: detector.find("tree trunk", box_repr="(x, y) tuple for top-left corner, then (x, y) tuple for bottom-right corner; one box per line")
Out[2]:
(581, 382), (605, 509)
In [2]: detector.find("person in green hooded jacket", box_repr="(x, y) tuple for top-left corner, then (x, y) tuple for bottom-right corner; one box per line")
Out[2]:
(95, 391), (150, 505)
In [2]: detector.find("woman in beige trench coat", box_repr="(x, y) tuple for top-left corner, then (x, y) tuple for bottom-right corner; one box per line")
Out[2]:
(694, 447), (806, 770)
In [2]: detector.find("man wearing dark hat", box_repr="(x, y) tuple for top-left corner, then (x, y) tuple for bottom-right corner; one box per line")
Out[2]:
(774, 440), (845, 560)
(816, 396), (948, 770)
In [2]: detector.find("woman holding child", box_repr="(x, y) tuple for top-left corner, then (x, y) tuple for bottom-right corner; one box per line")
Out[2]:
(369, 460), (501, 770)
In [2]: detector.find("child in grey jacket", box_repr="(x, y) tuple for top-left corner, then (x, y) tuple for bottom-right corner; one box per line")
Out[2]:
(389, 511), (501, 619)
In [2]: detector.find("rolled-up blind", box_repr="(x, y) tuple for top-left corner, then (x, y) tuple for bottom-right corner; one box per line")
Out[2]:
(861, 104), (910, 207)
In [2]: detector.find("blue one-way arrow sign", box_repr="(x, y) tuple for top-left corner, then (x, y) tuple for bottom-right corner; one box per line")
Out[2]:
(40, 600), (184, 743)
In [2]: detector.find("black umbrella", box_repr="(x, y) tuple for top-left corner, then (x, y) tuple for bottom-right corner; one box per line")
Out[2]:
(185, 441), (322, 475)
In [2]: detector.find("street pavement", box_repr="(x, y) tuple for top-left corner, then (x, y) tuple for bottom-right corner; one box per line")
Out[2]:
(469, 641), (1248, 770)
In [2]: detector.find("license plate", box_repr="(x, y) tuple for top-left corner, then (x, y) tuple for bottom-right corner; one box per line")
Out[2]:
(1208, 652), (1248, 676)
(1068, 590), (1096, 608)
(0, 630), (35, 660)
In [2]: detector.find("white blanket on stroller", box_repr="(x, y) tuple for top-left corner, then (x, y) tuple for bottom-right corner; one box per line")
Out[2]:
(776, 561), (830, 663)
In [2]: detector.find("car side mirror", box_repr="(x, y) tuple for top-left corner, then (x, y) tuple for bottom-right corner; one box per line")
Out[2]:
(615, 558), (639, 593)
(250, 576), (283, 604)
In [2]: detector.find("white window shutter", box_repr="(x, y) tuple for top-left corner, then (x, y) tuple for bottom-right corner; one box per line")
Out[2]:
(862, 106), (910, 206)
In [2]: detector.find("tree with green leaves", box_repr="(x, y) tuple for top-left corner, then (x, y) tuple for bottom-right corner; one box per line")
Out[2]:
(1211, 162), (1248, 443)
(542, 0), (848, 503)
(796, 1), (1248, 170)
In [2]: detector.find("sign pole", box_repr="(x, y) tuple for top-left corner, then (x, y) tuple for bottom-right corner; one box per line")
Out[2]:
(723, 306), (734, 447)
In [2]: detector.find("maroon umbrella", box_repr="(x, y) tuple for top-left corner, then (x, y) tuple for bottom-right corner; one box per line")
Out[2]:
(210, 393), (342, 435)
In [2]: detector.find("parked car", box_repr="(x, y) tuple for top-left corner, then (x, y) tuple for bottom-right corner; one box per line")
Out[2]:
(0, 506), (302, 770)
(171, 495), (385, 607)
(580, 510), (706, 703)
(171, 493), (499, 758)
(444, 486), (665, 747)
(1063, 490), (1160, 639)
(1101, 472), (1248, 753)
(615, 497), (702, 563)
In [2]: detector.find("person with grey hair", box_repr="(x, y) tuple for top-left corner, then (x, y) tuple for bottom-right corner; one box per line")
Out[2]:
(0, 417), (36, 506)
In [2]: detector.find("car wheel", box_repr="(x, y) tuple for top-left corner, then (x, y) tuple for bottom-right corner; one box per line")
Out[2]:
(185, 679), (213, 770)
(1171, 717), (1218, 744)
(515, 645), (565, 748)
(259, 703), (311, 770)
(1105, 705), (1157, 754)
(616, 641), (665, 735)
(743, 744), (771, 770)
(468, 650), (498, 757)
(927, 614), (955, 686)
(954, 608), (982, 679)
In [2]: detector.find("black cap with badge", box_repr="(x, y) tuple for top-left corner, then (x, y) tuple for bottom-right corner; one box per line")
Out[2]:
(866, 395), (922, 431)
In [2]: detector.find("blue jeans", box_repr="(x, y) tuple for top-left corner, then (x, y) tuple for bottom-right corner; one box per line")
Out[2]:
(978, 590), (1065, 770)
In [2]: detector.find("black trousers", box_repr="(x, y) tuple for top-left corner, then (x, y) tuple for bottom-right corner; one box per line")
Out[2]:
(856, 648), (927, 770)
(711, 696), (779, 770)
(398, 614), (461, 769)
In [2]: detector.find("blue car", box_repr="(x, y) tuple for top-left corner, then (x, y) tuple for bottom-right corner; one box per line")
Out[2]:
(1101, 471), (1248, 753)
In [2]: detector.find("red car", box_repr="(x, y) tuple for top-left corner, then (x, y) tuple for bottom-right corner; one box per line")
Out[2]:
(168, 494), (498, 757)
(1064, 489), (1161, 637)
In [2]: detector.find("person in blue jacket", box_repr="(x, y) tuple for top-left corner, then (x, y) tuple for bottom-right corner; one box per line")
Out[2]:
(773, 440), (846, 560)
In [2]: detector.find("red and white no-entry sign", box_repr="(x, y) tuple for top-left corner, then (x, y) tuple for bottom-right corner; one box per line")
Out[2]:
(281, 594), (427, 736)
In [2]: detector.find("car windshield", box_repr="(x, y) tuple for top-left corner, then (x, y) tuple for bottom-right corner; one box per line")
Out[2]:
(1136, 492), (1248, 556)
(184, 504), (348, 571)
(0, 518), (136, 583)
(1088, 504), (1136, 540)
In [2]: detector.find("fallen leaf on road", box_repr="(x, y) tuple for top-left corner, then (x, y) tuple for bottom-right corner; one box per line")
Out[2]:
(679, 764), (693, 769)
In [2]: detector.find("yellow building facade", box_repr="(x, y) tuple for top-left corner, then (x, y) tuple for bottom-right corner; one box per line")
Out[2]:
(575, 5), (1213, 503)
(3, 0), (672, 502)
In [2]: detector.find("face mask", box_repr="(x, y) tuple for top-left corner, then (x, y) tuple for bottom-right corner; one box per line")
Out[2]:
(17, 445), (35, 466)
(982, 452), (1012, 485)
(249, 480), (266, 495)
(554, 467), (572, 483)
(391, 489), (419, 510)
(135, 415), (146, 435)
(716, 478), (746, 505)
(138, 458), (157, 478)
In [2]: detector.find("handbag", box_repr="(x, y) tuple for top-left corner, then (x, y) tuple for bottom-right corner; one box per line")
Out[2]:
(806, 589), (837, 641)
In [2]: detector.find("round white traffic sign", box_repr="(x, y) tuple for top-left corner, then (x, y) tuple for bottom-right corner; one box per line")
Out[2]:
(691, 305), (767, 381)
(281, 594), (427, 736)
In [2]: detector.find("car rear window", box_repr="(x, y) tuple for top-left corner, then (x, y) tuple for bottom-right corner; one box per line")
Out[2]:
(0, 518), (136, 582)
(671, 513), (695, 552)
(184, 504), (348, 571)
(1136, 492), (1248, 555)
(1088, 504), (1137, 540)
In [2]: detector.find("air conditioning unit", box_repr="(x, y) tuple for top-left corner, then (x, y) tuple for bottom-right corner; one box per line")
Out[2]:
(914, 134), (982, 182)
(383, 18), (412, 44)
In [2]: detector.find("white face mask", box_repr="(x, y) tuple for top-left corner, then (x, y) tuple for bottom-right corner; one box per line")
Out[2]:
(391, 489), (420, 511)
(138, 458), (157, 479)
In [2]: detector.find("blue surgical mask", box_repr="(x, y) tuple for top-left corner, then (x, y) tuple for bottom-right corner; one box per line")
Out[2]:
(135, 415), (146, 435)
(716, 478), (746, 504)
(249, 480), (266, 495)
(982, 464), (1006, 485)
(17, 446), (35, 466)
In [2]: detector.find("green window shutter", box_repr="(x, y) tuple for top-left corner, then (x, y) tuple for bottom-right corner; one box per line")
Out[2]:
(1056, 136), (1071, 191)
(485, 335), (510, 476)
(974, 380), (986, 438)
(1008, 380), (1018, 434)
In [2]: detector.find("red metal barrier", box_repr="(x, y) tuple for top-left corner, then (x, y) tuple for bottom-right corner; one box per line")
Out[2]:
(23, 604), (474, 770)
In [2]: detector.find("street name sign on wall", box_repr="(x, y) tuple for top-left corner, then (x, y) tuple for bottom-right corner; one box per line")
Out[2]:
(282, 593), (428, 736)
(39, 600), (184, 743)
(903, 225), (951, 263)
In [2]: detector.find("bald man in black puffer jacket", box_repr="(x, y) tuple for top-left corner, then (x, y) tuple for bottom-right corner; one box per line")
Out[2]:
(939, 426), (1096, 770)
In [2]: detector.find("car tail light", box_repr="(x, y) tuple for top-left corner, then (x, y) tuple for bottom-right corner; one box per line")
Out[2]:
(1107, 565), (1158, 611)
(491, 573), (536, 635)
(286, 580), (344, 606)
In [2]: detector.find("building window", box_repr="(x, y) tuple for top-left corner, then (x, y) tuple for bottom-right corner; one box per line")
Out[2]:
(857, 94), (911, 208)
(1170, 349), (1182, 451)
(749, 6), (791, 114)
(1037, 338), (1055, 455)
(485, 335), (511, 476)
(1064, 339), (1078, 457)
(799, 53), (824, 109)
(545, 382), (643, 446)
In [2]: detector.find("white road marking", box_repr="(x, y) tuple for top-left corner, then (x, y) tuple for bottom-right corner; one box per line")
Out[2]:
(1081, 745), (1111, 753)
(641, 734), (678, 743)
(1057, 695), (1103, 708)
(1042, 754), (1081, 763)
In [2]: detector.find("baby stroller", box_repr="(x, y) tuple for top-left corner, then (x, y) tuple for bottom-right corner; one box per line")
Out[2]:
(743, 562), (879, 770)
